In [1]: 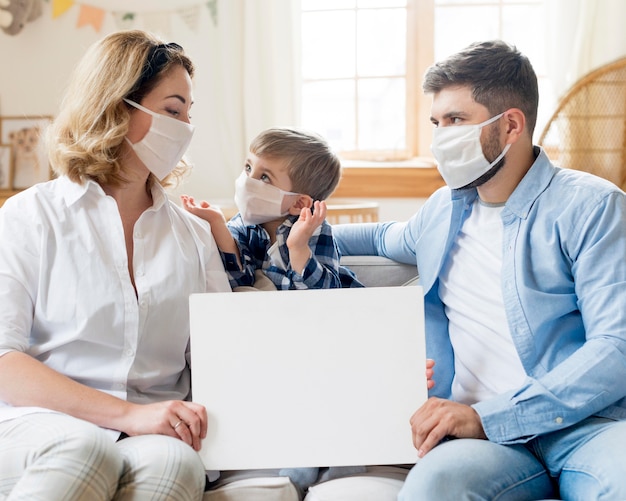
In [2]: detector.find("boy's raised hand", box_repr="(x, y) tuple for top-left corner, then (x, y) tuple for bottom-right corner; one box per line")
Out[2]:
(286, 200), (327, 272)
(288, 200), (326, 248)
(181, 195), (240, 256)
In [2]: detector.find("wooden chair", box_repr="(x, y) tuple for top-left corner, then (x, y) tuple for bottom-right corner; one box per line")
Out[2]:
(538, 57), (626, 191)
(217, 200), (380, 225)
(325, 199), (379, 225)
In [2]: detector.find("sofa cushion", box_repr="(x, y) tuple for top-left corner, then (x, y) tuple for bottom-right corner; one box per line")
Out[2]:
(340, 256), (418, 287)
(304, 465), (410, 501)
(204, 470), (299, 501)
(204, 466), (411, 501)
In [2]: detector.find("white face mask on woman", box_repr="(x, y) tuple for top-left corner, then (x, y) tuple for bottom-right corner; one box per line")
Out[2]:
(431, 112), (510, 189)
(234, 171), (301, 226)
(124, 98), (195, 180)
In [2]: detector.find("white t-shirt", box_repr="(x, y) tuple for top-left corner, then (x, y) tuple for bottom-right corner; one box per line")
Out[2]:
(439, 199), (526, 405)
(0, 176), (231, 430)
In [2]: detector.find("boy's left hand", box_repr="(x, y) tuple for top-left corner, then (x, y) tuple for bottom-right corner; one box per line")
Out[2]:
(287, 200), (327, 272)
(287, 200), (327, 250)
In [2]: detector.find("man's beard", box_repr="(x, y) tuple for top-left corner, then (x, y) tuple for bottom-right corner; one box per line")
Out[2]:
(459, 126), (507, 190)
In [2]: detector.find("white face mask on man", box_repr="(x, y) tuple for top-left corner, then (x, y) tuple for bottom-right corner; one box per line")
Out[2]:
(124, 98), (195, 180)
(430, 112), (510, 189)
(234, 171), (301, 226)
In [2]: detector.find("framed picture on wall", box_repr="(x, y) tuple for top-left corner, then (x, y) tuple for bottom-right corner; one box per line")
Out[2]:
(0, 116), (53, 190)
(0, 145), (11, 190)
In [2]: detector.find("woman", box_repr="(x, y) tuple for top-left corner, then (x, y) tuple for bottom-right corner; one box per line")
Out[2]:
(0, 30), (230, 500)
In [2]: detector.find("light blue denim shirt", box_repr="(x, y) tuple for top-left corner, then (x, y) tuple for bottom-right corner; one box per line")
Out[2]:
(334, 147), (626, 444)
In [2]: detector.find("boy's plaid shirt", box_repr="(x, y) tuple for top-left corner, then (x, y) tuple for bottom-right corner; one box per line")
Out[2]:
(221, 213), (363, 290)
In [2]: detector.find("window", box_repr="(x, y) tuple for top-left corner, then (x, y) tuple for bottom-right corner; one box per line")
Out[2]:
(300, 0), (550, 173)
(433, 0), (551, 143)
(301, 0), (427, 161)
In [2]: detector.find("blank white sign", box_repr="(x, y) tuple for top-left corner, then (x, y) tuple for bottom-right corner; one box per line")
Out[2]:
(189, 286), (426, 471)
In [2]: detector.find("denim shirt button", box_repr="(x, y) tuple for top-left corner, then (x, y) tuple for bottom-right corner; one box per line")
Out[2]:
(555, 417), (563, 424)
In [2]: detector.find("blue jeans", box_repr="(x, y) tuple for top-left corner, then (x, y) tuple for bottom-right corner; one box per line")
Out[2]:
(397, 417), (626, 500)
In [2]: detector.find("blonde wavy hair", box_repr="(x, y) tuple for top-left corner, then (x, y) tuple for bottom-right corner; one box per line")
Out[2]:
(47, 30), (195, 189)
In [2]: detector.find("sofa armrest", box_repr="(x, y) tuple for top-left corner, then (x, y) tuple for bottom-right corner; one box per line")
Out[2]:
(340, 255), (418, 288)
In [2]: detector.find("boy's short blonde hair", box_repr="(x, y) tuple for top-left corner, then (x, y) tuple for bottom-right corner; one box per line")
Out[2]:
(249, 127), (341, 201)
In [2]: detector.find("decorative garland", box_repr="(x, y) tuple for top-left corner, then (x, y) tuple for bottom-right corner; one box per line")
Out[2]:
(52, 0), (218, 32)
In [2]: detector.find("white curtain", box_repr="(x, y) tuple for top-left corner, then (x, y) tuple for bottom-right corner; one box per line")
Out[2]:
(546, 0), (626, 101)
(173, 0), (301, 203)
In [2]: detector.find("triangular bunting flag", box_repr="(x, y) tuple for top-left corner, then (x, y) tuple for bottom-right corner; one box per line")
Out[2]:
(52, 0), (74, 18)
(77, 4), (106, 32)
(178, 4), (201, 32)
(206, 0), (217, 26)
(112, 11), (136, 30)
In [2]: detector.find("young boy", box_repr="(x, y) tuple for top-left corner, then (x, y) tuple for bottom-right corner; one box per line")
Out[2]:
(181, 126), (362, 290)
(182, 126), (365, 494)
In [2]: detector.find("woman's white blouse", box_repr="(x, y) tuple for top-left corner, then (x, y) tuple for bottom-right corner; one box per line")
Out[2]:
(0, 176), (230, 424)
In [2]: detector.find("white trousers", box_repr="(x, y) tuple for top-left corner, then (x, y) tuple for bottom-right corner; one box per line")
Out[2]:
(0, 412), (206, 501)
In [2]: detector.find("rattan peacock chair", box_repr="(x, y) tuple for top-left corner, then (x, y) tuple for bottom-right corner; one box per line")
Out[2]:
(538, 57), (626, 191)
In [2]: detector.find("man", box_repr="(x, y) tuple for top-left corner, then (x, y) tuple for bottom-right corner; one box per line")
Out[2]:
(334, 40), (626, 500)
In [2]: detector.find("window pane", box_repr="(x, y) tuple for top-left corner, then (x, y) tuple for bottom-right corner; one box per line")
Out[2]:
(502, 4), (547, 75)
(302, 11), (355, 79)
(435, 6), (499, 60)
(357, 8), (406, 76)
(358, 0), (406, 7)
(302, 0), (355, 11)
(302, 80), (356, 151)
(358, 78), (406, 151)
(301, 0), (548, 161)
(435, 0), (497, 3)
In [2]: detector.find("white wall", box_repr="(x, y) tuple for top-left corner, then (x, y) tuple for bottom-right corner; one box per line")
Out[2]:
(1, 8), (100, 117)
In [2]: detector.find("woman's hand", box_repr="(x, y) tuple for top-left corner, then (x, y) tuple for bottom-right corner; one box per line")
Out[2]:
(122, 400), (208, 451)
(0, 353), (208, 451)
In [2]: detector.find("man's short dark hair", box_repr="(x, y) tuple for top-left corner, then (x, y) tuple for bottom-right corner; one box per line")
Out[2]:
(423, 40), (539, 136)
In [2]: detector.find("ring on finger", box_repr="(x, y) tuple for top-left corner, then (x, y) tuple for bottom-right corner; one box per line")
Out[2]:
(173, 420), (184, 430)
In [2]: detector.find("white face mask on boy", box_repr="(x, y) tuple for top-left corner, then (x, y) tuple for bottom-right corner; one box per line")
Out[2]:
(124, 98), (195, 180)
(431, 112), (510, 189)
(234, 171), (301, 226)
